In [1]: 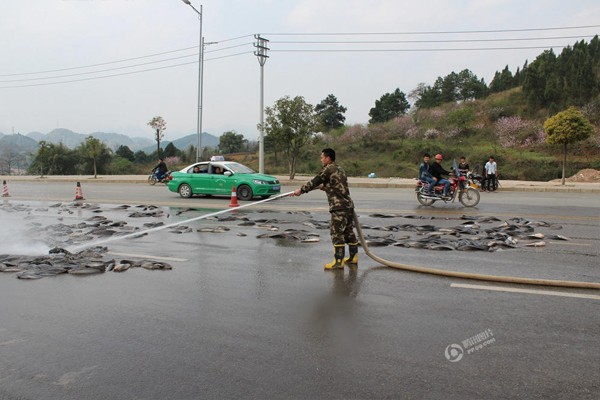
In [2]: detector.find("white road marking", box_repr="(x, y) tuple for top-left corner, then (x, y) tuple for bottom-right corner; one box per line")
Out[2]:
(451, 283), (600, 300)
(106, 252), (187, 262)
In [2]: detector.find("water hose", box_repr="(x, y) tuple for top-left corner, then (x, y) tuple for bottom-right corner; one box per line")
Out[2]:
(353, 212), (600, 290)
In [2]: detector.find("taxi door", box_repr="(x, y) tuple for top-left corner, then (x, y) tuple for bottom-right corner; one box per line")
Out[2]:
(211, 164), (235, 195)
(189, 163), (215, 194)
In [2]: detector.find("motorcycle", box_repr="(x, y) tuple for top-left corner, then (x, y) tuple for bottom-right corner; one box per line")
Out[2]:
(463, 165), (484, 191)
(148, 169), (173, 185)
(415, 161), (480, 207)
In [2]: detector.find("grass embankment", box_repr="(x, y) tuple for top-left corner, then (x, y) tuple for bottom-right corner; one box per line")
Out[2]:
(245, 88), (600, 181)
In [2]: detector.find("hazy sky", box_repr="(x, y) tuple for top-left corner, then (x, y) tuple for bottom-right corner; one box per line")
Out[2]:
(1, 0), (599, 141)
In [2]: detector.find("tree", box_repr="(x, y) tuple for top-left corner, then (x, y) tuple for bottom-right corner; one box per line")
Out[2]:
(76, 136), (111, 178)
(36, 141), (50, 177)
(134, 150), (152, 164)
(544, 106), (594, 185)
(218, 130), (247, 154)
(148, 116), (167, 157)
(0, 147), (18, 175)
(315, 94), (347, 131)
(369, 88), (410, 124)
(261, 95), (319, 179)
(163, 142), (180, 158)
(116, 145), (135, 162)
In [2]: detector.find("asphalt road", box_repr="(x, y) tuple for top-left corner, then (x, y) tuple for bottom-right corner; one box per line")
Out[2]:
(0, 182), (598, 399)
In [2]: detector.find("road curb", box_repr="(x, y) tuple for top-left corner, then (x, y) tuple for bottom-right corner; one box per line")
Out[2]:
(1, 176), (599, 193)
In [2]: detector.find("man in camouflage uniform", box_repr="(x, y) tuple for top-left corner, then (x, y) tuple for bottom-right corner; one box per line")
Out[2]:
(292, 148), (358, 270)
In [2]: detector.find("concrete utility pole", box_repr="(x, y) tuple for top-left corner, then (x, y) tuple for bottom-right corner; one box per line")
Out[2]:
(181, 0), (203, 162)
(254, 35), (269, 174)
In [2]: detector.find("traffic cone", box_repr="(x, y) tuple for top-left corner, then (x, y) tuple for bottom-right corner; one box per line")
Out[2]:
(228, 185), (239, 208)
(74, 181), (84, 201)
(2, 180), (9, 197)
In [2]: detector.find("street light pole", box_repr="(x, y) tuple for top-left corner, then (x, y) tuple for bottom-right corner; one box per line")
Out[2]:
(254, 35), (269, 174)
(181, 0), (203, 162)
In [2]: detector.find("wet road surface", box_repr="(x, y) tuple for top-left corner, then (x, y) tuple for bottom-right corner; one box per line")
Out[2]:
(0, 185), (598, 399)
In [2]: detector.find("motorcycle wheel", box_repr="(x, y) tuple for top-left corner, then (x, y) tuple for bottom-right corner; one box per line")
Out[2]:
(148, 176), (156, 186)
(459, 187), (480, 207)
(416, 192), (435, 206)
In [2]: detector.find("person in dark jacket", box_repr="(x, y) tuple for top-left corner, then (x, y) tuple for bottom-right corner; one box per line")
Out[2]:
(429, 154), (453, 197)
(292, 148), (358, 270)
(458, 157), (470, 174)
(153, 158), (168, 179)
(419, 153), (436, 194)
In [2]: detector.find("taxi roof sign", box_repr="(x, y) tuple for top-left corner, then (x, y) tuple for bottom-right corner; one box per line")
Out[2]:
(210, 156), (225, 161)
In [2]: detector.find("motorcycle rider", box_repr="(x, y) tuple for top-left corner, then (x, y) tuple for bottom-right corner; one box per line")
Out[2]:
(429, 154), (453, 198)
(419, 153), (436, 194)
(153, 158), (168, 180)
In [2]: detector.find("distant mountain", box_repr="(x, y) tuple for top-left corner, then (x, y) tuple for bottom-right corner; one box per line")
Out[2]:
(44, 128), (86, 148)
(7, 128), (218, 154)
(0, 133), (38, 152)
(139, 132), (220, 153)
(90, 131), (155, 151)
(172, 132), (220, 150)
(26, 131), (45, 142)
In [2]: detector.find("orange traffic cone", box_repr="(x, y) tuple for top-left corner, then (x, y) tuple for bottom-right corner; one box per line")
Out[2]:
(74, 181), (84, 201)
(228, 185), (240, 208)
(2, 180), (9, 197)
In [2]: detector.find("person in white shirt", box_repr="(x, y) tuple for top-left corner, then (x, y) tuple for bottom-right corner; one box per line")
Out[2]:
(484, 156), (498, 192)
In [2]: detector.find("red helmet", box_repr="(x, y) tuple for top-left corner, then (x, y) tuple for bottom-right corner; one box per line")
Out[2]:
(435, 154), (443, 160)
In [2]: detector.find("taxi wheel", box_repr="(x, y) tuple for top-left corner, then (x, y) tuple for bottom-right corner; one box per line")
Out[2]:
(178, 184), (193, 198)
(237, 185), (253, 201)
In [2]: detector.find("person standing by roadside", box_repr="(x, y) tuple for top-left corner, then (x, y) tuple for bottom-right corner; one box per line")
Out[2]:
(292, 148), (358, 270)
(419, 154), (436, 194)
(458, 157), (470, 174)
(484, 156), (498, 192)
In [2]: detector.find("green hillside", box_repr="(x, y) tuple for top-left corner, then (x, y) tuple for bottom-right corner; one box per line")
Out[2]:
(248, 36), (600, 182)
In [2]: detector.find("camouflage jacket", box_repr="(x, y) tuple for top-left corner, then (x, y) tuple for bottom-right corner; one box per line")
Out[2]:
(300, 162), (354, 212)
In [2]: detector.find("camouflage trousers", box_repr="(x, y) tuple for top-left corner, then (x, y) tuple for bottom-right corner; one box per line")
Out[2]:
(329, 209), (358, 246)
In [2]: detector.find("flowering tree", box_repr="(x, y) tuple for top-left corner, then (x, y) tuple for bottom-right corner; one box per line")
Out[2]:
(494, 116), (546, 150)
(384, 115), (418, 144)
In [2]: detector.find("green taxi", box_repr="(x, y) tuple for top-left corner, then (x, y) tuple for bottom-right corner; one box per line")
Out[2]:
(167, 161), (280, 200)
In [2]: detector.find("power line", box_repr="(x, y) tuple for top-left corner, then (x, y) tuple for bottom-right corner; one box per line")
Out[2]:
(271, 45), (570, 53)
(0, 43), (253, 83)
(0, 39), (253, 78)
(0, 51), (253, 89)
(264, 24), (600, 36)
(271, 35), (596, 44)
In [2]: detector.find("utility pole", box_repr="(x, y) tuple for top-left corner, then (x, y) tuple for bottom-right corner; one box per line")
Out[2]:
(254, 35), (269, 174)
(181, 0), (203, 162)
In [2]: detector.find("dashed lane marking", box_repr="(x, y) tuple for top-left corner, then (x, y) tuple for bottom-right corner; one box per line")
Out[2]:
(451, 283), (600, 300)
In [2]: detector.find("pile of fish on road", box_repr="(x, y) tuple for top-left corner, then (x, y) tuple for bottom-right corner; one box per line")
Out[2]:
(0, 202), (173, 280)
(0, 201), (569, 282)
(0, 246), (172, 280)
(360, 213), (568, 251)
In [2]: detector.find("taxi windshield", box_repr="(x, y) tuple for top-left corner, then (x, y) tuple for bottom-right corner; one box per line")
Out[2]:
(226, 163), (255, 174)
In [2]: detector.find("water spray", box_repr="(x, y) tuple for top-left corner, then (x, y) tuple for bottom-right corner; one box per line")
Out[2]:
(67, 192), (295, 253)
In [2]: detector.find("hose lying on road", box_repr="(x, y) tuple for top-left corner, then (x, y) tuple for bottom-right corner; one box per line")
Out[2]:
(353, 211), (600, 290)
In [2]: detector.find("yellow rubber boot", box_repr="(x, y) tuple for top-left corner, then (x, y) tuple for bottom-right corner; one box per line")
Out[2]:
(324, 245), (345, 270)
(343, 243), (359, 266)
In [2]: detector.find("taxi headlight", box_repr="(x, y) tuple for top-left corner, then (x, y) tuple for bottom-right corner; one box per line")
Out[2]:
(253, 179), (267, 185)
